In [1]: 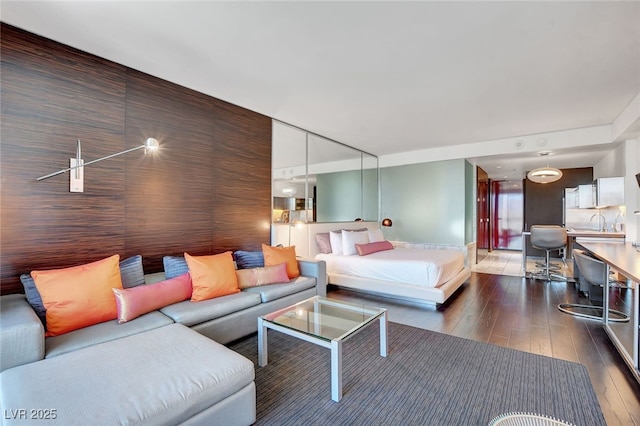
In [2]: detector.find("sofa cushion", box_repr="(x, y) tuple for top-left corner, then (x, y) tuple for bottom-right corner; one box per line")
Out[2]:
(113, 273), (193, 323)
(20, 255), (145, 327)
(160, 292), (261, 327)
(185, 252), (240, 301)
(163, 255), (189, 279)
(236, 263), (289, 289)
(262, 244), (300, 279)
(242, 275), (317, 303)
(233, 250), (265, 269)
(45, 310), (173, 358)
(31, 255), (122, 336)
(1, 324), (255, 425)
(0, 295), (44, 372)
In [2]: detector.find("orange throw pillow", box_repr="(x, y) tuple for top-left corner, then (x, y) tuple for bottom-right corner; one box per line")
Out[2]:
(184, 251), (240, 301)
(31, 254), (122, 336)
(262, 244), (299, 279)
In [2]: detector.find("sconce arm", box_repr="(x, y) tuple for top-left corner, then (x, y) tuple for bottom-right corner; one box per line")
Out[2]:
(36, 144), (146, 181)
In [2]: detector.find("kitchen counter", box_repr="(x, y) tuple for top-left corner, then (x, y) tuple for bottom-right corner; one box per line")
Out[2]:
(576, 240), (640, 383)
(566, 229), (625, 238)
(576, 240), (640, 283)
(521, 229), (625, 276)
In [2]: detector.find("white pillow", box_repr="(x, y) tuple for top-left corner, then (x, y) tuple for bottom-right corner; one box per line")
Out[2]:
(329, 231), (343, 255)
(368, 228), (384, 243)
(342, 230), (369, 255)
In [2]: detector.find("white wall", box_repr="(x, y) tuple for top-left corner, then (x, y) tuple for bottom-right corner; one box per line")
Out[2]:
(593, 143), (625, 179)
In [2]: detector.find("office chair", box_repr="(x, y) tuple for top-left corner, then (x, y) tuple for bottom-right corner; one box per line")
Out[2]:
(530, 225), (567, 281)
(558, 250), (629, 322)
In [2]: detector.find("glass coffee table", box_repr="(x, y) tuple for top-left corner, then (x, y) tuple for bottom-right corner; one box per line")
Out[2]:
(258, 296), (387, 402)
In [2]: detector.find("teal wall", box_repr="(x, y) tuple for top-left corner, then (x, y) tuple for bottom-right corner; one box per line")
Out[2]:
(315, 168), (379, 222)
(379, 159), (471, 246)
(316, 170), (362, 222)
(464, 160), (476, 244)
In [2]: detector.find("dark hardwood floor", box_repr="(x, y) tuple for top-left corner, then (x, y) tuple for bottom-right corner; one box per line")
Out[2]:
(327, 272), (640, 426)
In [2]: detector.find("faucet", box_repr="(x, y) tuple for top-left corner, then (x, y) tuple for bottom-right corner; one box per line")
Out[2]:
(590, 212), (607, 232)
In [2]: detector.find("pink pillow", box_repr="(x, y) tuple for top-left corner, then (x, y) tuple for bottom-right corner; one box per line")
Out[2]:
(236, 263), (290, 289)
(112, 273), (192, 323)
(355, 241), (395, 256)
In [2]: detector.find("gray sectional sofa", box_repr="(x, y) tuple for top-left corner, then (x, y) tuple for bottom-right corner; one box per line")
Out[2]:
(0, 258), (327, 425)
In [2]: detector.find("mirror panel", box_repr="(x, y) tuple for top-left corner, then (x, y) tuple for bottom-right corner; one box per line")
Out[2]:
(362, 153), (379, 221)
(310, 134), (363, 222)
(272, 123), (307, 223)
(272, 121), (378, 223)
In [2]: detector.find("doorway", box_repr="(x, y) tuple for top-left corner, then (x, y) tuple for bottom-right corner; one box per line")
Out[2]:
(476, 167), (490, 262)
(491, 180), (523, 250)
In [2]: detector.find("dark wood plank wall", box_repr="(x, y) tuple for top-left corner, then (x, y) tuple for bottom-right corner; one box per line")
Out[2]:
(523, 167), (593, 257)
(0, 24), (272, 294)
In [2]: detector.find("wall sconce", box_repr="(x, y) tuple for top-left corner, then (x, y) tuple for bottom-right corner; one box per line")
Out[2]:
(382, 218), (393, 227)
(36, 138), (159, 192)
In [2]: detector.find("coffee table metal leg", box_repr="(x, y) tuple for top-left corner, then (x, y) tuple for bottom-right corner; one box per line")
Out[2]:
(380, 311), (388, 357)
(331, 340), (342, 402)
(258, 317), (268, 367)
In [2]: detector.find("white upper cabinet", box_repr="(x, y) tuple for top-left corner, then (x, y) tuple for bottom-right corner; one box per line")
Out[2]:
(596, 177), (624, 207)
(578, 184), (596, 208)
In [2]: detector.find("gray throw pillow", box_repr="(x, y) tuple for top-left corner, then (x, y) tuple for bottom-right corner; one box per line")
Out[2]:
(163, 256), (189, 279)
(20, 273), (46, 326)
(119, 255), (146, 288)
(233, 251), (264, 269)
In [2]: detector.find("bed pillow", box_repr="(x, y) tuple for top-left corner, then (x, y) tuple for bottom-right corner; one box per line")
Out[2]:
(315, 232), (332, 254)
(236, 263), (290, 289)
(30, 254), (122, 336)
(262, 244), (300, 279)
(342, 230), (370, 255)
(356, 240), (395, 256)
(368, 228), (385, 243)
(329, 231), (343, 255)
(185, 251), (240, 302)
(112, 273), (192, 323)
(233, 250), (265, 269)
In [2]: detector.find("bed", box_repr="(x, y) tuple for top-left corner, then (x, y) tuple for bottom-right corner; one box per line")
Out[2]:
(309, 223), (471, 305)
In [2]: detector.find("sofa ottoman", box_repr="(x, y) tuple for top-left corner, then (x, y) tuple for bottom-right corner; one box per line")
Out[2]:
(0, 323), (256, 425)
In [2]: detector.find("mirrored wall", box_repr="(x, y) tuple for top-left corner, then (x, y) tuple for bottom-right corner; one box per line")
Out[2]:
(272, 120), (378, 224)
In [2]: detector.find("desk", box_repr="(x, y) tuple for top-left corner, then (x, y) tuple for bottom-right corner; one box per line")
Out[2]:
(577, 240), (640, 383)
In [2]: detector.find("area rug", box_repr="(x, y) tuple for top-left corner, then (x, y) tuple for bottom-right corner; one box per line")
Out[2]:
(229, 321), (605, 425)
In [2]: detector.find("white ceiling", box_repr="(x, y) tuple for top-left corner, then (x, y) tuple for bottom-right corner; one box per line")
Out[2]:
(2, 1), (639, 180)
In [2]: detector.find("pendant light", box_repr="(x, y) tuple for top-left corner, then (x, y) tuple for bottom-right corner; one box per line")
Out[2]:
(527, 152), (563, 184)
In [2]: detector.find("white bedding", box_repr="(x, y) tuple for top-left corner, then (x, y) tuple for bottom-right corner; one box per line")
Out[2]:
(315, 247), (465, 288)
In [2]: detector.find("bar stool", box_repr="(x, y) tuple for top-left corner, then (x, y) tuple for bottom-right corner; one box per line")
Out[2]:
(530, 225), (567, 281)
(558, 250), (629, 322)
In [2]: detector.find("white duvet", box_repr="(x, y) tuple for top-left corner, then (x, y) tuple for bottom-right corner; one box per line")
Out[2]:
(315, 247), (465, 288)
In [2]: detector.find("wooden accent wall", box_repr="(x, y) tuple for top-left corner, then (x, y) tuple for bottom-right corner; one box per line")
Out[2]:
(0, 24), (272, 294)
(523, 167), (593, 257)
